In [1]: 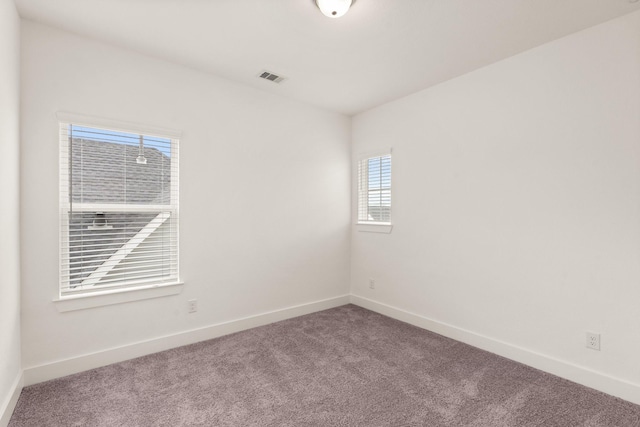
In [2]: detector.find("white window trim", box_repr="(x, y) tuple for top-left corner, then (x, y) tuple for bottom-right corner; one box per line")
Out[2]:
(357, 223), (393, 233)
(53, 281), (184, 312)
(356, 148), (393, 231)
(56, 112), (182, 139)
(57, 112), (182, 308)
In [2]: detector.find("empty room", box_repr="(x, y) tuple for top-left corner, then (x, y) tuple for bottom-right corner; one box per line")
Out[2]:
(2, 0), (640, 425)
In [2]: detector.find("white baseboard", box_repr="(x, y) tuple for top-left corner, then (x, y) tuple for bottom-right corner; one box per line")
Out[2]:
(21, 293), (640, 406)
(350, 294), (640, 405)
(24, 295), (350, 387)
(0, 371), (23, 427)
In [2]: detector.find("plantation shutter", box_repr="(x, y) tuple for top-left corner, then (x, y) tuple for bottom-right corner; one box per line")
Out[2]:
(358, 152), (392, 224)
(59, 123), (179, 295)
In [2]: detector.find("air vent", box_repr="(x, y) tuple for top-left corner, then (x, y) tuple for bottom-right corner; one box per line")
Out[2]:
(258, 71), (286, 84)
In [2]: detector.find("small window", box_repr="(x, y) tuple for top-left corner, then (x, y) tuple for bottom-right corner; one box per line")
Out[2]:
(358, 151), (392, 224)
(59, 122), (179, 296)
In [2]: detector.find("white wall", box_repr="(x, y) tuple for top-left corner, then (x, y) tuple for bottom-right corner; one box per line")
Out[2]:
(0, 0), (22, 423)
(20, 21), (350, 374)
(352, 10), (640, 402)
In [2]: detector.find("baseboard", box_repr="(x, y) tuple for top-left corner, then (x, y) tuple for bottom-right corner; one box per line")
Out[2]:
(24, 295), (350, 387)
(22, 293), (640, 405)
(350, 294), (640, 405)
(0, 371), (23, 427)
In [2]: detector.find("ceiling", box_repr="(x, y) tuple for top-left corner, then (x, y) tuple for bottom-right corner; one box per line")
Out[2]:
(14, 0), (640, 115)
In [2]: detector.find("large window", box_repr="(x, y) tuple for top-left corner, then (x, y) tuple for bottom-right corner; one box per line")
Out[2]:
(59, 122), (179, 296)
(357, 152), (392, 224)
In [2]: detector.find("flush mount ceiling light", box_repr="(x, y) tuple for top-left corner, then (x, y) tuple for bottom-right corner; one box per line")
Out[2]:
(315, 0), (353, 18)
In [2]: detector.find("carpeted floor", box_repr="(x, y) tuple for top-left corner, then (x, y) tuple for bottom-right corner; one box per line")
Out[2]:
(9, 304), (640, 426)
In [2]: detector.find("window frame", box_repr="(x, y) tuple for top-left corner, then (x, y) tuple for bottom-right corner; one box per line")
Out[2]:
(57, 113), (181, 301)
(356, 148), (393, 229)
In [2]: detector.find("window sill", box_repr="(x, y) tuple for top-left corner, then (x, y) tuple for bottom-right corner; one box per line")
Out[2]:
(53, 282), (184, 312)
(356, 223), (393, 233)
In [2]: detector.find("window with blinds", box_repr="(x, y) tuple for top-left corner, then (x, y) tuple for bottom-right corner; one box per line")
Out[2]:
(357, 152), (392, 224)
(59, 123), (179, 296)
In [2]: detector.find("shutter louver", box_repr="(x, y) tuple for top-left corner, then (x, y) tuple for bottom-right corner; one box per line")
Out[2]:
(60, 123), (179, 295)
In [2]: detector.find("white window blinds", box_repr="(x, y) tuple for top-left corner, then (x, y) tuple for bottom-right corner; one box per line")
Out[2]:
(358, 152), (392, 224)
(59, 123), (179, 295)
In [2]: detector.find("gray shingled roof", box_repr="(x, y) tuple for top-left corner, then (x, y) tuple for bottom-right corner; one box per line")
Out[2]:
(70, 138), (171, 205)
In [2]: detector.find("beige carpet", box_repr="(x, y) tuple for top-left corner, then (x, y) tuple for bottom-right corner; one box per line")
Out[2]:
(9, 305), (640, 426)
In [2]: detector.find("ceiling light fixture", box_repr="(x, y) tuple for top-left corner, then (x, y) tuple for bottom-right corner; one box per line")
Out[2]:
(315, 0), (353, 18)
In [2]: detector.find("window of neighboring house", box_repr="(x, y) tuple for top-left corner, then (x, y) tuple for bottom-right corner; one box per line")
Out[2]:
(357, 151), (392, 224)
(59, 122), (179, 296)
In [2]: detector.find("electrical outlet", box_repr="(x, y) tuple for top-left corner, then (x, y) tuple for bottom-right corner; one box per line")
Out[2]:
(369, 279), (376, 289)
(586, 332), (600, 351)
(188, 299), (198, 313)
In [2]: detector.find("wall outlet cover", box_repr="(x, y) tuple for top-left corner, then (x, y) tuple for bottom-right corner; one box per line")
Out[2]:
(586, 332), (600, 351)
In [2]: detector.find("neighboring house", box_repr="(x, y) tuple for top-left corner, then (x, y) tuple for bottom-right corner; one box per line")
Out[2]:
(67, 138), (173, 289)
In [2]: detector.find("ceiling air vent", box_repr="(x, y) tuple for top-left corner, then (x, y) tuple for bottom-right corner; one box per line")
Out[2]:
(258, 71), (286, 84)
